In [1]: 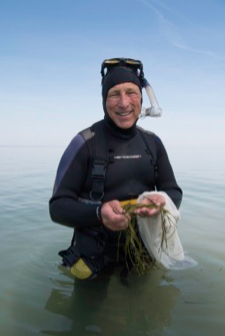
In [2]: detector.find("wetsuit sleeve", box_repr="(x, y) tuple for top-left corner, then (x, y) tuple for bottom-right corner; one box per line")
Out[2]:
(49, 134), (101, 228)
(155, 136), (183, 208)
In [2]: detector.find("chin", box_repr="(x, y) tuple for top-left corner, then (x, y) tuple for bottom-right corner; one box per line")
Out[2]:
(116, 117), (138, 129)
(117, 121), (135, 129)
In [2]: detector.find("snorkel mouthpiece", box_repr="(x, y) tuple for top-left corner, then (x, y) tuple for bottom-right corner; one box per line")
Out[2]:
(139, 78), (162, 118)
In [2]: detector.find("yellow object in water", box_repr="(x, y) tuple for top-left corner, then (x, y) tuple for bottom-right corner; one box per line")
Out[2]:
(70, 258), (93, 279)
(70, 200), (137, 280)
(120, 199), (137, 207)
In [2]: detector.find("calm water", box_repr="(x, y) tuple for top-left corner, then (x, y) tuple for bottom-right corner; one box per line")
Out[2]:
(0, 146), (225, 336)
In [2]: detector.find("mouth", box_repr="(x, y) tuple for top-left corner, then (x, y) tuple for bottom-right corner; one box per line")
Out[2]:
(116, 111), (132, 117)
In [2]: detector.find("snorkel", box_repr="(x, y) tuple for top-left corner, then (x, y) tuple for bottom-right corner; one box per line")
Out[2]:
(139, 78), (162, 118)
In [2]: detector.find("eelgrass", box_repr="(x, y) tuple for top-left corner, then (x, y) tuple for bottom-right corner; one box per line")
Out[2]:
(118, 203), (175, 274)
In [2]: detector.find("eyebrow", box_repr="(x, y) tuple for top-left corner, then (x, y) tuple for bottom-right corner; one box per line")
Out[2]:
(110, 87), (138, 93)
(108, 89), (120, 94)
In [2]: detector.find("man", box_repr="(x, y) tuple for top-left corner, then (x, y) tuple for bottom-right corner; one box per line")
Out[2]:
(49, 58), (182, 279)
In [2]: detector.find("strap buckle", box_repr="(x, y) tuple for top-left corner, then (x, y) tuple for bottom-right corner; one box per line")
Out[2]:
(92, 161), (107, 179)
(90, 160), (107, 201)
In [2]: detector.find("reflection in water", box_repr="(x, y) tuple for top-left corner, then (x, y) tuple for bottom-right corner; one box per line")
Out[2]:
(42, 267), (180, 336)
(2, 147), (225, 335)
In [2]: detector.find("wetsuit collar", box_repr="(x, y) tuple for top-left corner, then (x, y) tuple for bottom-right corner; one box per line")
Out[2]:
(103, 114), (137, 139)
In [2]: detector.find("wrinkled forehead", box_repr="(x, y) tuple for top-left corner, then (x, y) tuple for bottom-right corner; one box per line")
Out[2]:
(107, 82), (141, 95)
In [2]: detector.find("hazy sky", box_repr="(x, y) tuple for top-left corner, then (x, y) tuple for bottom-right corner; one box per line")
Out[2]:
(1, 0), (225, 150)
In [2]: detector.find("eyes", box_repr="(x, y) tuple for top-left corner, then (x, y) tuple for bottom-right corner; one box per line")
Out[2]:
(108, 91), (120, 98)
(108, 90), (139, 99)
(127, 90), (138, 96)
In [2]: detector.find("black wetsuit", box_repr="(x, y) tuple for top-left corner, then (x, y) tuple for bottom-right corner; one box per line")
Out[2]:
(49, 116), (182, 266)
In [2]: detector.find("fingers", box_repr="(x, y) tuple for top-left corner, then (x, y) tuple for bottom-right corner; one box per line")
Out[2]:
(134, 206), (160, 218)
(101, 195), (165, 229)
(101, 200), (130, 231)
(111, 202), (125, 216)
(134, 194), (165, 218)
(144, 194), (166, 207)
(105, 214), (130, 231)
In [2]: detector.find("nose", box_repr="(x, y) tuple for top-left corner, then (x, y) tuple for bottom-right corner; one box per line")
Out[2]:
(118, 92), (129, 108)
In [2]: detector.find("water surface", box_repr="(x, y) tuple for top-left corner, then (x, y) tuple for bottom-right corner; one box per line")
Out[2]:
(0, 146), (225, 336)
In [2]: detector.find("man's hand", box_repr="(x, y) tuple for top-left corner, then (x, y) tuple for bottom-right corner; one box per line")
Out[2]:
(134, 194), (166, 218)
(101, 200), (130, 231)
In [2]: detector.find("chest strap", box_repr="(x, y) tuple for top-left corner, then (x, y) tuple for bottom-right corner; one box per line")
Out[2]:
(80, 121), (108, 202)
(138, 127), (158, 182)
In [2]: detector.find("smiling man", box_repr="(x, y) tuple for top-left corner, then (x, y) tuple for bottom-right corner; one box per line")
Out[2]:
(106, 82), (142, 129)
(49, 58), (182, 279)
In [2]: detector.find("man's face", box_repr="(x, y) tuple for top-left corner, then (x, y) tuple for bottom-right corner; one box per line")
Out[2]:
(105, 82), (142, 129)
